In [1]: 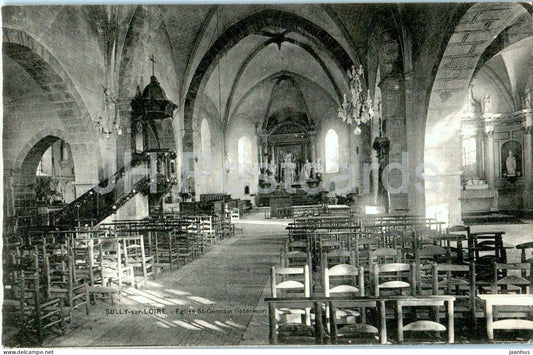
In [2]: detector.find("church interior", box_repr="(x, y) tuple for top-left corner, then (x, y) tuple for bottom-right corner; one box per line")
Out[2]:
(2, 2), (533, 347)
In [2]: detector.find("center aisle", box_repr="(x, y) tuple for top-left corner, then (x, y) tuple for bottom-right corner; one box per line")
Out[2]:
(48, 210), (288, 347)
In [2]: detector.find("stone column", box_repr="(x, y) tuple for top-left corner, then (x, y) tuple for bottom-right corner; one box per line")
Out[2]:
(523, 110), (533, 212)
(181, 128), (195, 195)
(309, 132), (317, 163)
(379, 75), (407, 212)
(483, 123), (495, 189)
(258, 137), (263, 167)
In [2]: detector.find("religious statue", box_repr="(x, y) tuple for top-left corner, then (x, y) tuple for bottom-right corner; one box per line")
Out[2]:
(267, 163), (276, 180)
(283, 153), (296, 185)
(506, 150), (517, 177)
(302, 159), (311, 180)
(465, 84), (481, 114)
(483, 94), (492, 115)
(315, 158), (324, 182)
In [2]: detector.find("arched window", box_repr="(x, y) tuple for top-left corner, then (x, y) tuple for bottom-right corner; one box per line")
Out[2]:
(325, 129), (339, 174)
(200, 118), (211, 156)
(238, 136), (252, 175)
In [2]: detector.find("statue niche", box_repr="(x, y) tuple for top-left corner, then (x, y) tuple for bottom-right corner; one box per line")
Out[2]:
(501, 140), (522, 183)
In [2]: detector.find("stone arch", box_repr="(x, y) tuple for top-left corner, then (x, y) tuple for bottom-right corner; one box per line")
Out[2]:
(424, 2), (530, 224)
(3, 28), (102, 188)
(3, 28), (99, 142)
(183, 9), (356, 154)
(229, 71), (338, 133)
(11, 129), (83, 213)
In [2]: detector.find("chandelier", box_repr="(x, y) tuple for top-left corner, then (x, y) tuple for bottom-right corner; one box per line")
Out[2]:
(95, 86), (122, 139)
(337, 65), (374, 135)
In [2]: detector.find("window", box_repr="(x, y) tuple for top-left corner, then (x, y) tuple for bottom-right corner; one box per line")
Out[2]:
(462, 136), (476, 166)
(325, 129), (339, 174)
(200, 119), (211, 157)
(238, 136), (252, 175)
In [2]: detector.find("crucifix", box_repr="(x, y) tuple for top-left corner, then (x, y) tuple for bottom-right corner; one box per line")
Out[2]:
(149, 54), (156, 76)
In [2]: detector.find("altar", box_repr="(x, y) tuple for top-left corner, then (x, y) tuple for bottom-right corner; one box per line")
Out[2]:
(257, 108), (321, 186)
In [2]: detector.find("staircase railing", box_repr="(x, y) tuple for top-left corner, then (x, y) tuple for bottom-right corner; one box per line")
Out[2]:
(50, 149), (176, 227)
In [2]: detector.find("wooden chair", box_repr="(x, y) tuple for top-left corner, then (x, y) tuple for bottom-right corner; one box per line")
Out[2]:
(478, 294), (533, 341)
(492, 262), (533, 295)
(175, 227), (195, 266)
(396, 296), (455, 344)
(327, 298), (386, 344)
(43, 245), (89, 318)
(447, 225), (470, 263)
(516, 241), (533, 263)
(122, 235), (154, 284)
(323, 263), (377, 342)
(415, 245), (450, 295)
(352, 232), (381, 269)
(287, 239), (310, 253)
(101, 239), (135, 291)
(200, 216), (217, 246)
(324, 264), (364, 298)
(372, 262), (415, 297)
(70, 238), (102, 289)
(15, 267), (66, 346)
(270, 265), (314, 343)
(267, 298), (324, 345)
(85, 242), (120, 305)
(229, 208), (240, 223)
(153, 229), (179, 276)
(432, 263), (477, 326)
(184, 218), (204, 258)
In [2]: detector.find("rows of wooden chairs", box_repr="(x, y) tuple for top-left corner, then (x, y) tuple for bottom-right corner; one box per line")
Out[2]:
(3, 244), (80, 346)
(3, 212), (235, 346)
(271, 211), (533, 344)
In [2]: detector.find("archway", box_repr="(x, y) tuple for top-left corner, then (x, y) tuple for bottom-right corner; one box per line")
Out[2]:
(182, 9), (357, 192)
(3, 28), (102, 209)
(424, 3), (529, 225)
(11, 132), (76, 218)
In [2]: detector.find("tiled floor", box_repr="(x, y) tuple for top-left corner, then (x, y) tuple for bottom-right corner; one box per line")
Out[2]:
(43, 214), (533, 347)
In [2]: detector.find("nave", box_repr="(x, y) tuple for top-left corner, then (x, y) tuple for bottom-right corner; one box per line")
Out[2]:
(2, 3), (533, 349)
(11, 210), (529, 347)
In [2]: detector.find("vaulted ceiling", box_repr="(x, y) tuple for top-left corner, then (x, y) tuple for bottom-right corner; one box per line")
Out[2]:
(3, 3), (531, 129)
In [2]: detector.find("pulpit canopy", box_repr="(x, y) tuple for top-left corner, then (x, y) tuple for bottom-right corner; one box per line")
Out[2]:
(131, 76), (178, 120)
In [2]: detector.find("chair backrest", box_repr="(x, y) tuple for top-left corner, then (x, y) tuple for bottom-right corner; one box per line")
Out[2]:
(324, 264), (364, 297)
(323, 249), (355, 269)
(281, 251), (312, 269)
(432, 262), (474, 294)
(492, 262), (533, 294)
(372, 262), (415, 297)
(396, 296), (455, 343)
(288, 240), (309, 253)
(271, 265), (311, 298)
(370, 247), (400, 264)
(416, 245), (450, 265)
(447, 225), (470, 234)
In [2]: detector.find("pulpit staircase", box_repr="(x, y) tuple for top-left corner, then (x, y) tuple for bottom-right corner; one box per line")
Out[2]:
(50, 149), (176, 228)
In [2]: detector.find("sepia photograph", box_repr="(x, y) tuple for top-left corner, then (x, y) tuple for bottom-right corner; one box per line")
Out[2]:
(1, 1), (533, 351)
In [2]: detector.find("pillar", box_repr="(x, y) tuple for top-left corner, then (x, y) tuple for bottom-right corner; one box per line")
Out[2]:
(523, 111), (533, 212)
(380, 75), (407, 212)
(483, 124), (495, 189)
